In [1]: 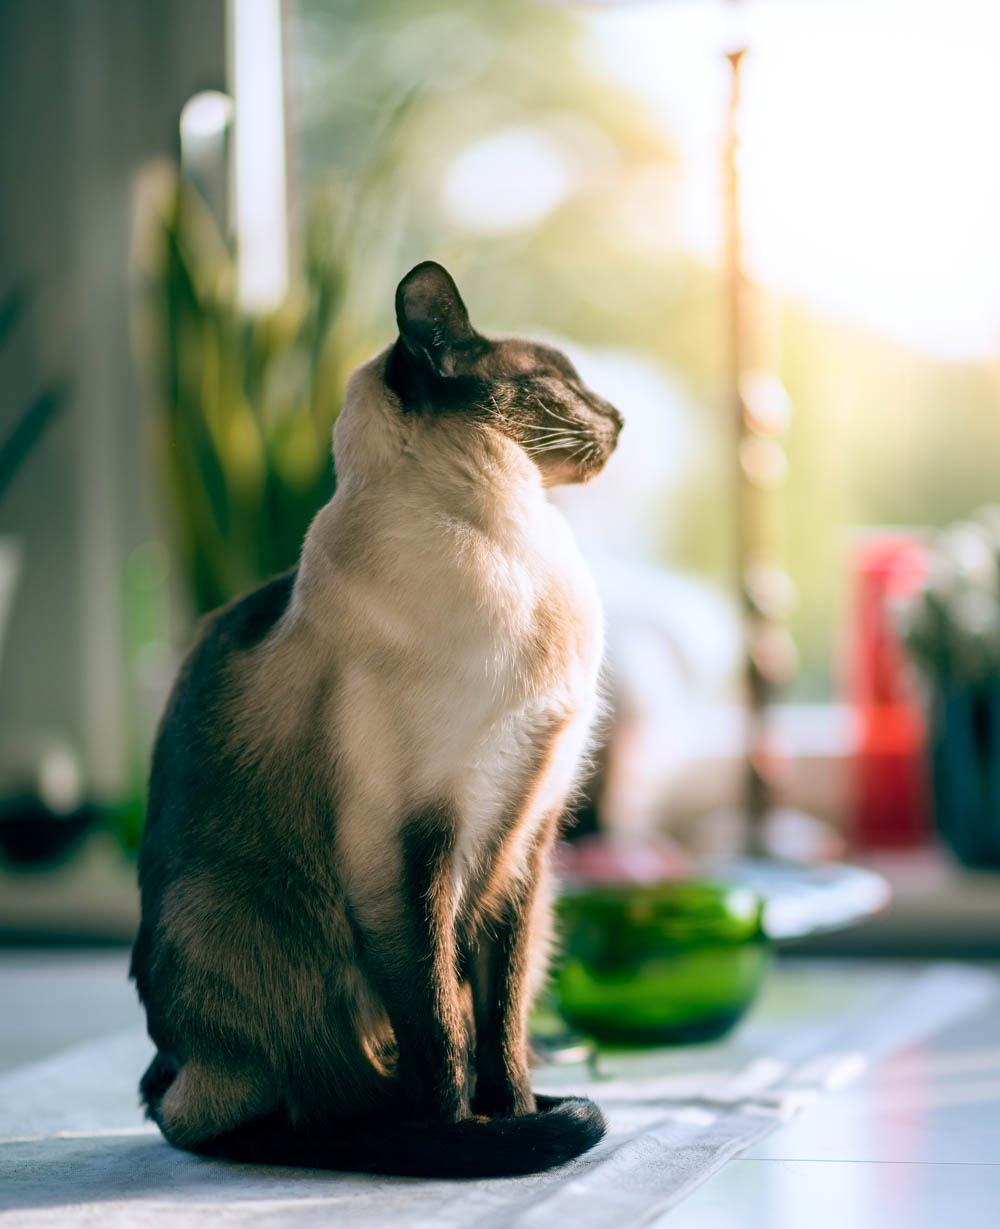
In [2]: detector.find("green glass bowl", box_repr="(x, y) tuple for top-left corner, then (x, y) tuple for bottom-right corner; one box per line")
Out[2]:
(554, 880), (769, 1046)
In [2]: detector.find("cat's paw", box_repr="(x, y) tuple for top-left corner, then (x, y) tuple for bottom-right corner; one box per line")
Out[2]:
(401, 1078), (472, 1124)
(472, 1078), (536, 1119)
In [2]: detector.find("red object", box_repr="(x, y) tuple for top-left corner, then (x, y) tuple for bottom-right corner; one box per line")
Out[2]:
(847, 533), (929, 849)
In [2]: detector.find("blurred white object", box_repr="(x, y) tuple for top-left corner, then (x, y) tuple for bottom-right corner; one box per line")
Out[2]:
(554, 346), (706, 562)
(550, 347), (742, 835)
(595, 560), (742, 835)
(0, 732), (84, 815)
(444, 126), (572, 234)
(714, 858), (892, 941)
(229, 0), (288, 311)
(691, 806), (846, 866)
(548, 346), (857, 845)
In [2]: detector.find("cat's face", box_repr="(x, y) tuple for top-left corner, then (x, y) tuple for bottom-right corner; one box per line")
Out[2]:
(385, 262), (623, 486)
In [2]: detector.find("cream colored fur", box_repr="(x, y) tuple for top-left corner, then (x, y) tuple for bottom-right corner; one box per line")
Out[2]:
(241, 349), (604, 926)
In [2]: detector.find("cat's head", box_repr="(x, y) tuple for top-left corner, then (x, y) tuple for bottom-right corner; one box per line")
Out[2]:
(383, 262), (623, 486)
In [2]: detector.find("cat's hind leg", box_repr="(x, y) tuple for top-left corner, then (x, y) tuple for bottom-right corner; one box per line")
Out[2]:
(154, 1057), (276, 1149)
(139, 1050), (179, 1114)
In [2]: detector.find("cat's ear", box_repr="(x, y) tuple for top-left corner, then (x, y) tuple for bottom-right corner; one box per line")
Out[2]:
(394, 262), (478, 378)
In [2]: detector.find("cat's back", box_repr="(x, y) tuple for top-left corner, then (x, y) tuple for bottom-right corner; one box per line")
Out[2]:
(131, 570), (306, 1030)
(139, 569), (299, 877)
(153, 568), (297, 756)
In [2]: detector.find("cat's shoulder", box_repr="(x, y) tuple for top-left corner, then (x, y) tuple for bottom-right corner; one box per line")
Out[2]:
(190, 567), (297, 663)
(150, 569), (301, 793)
(163, 569), (299, 721)
(197, 568), (298, 656)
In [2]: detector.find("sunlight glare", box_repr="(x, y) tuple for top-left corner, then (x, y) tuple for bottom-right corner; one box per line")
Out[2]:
(585, 0), (1000, 358)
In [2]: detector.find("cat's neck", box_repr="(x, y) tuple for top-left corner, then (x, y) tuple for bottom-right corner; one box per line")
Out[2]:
(331, 349), (546, 535)
(409, 416), (544, 534)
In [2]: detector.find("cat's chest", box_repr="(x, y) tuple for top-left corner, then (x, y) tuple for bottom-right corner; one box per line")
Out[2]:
(320, 492), (602, 853)
(423, 502), (601, 718)
(426, 510), (603, 874)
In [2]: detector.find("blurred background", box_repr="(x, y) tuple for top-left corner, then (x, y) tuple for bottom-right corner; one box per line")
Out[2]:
(3, 0), (1000, 1061)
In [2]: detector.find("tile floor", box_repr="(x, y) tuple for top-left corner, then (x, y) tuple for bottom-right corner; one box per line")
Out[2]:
(666, 974), (1000, 1226)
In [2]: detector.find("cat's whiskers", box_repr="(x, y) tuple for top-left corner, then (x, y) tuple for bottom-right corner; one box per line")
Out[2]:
(521, 427), (576, 441)
(545, 408), (585, 430)
(526, 439), (583, 456)
(522, 433), (579, 450)
(522, 429), (582, 447)
(534, 398), (589, 433)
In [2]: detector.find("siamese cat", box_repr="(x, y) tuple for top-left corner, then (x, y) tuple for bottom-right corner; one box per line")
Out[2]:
(131, 261), (623, 1178)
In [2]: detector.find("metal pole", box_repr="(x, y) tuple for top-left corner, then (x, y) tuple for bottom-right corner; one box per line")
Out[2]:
(725, 43), (772, 854)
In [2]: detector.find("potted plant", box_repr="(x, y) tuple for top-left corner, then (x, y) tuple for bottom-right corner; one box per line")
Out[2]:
(898, 508), (1000, 867)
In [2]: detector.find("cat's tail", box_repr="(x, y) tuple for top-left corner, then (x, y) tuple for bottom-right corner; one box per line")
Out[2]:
(143, 1055), (604, 1178)
(187, 1094), (606, 1178)
(141, 1051), (605, 1177)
